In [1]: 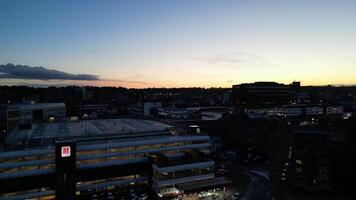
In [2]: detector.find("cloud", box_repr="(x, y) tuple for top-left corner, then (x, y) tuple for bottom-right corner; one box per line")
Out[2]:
(100, 78), (148, 86)
(0, 63), (99, 80)
(0, 63), (153, 88)
(191, 52), (270, 68)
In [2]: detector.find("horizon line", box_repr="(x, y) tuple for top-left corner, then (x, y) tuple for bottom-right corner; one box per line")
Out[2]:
(1, 82), (356, 89)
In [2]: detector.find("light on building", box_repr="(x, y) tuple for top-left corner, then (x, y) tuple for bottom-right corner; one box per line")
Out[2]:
(61, 146), (71, 157)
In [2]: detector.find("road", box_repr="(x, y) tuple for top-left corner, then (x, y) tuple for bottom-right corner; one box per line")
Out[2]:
(240, 172), (259, 200)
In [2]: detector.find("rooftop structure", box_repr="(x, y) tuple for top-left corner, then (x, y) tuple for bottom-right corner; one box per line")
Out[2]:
(4, 118), (172, 149)
(152, 154), (215, 197)
(0, 103), (66, 139)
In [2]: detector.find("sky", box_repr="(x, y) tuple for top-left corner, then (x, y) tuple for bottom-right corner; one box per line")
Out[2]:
(1, 0), (356, 88)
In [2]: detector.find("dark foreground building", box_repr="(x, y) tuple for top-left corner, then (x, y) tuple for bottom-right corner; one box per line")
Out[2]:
(292, 127), (332, 191)
(0, 118), (216, 199)
(290, 122), (356, 198)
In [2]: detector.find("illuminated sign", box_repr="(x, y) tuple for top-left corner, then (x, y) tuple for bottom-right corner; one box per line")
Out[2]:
(61, 146), (71, 157)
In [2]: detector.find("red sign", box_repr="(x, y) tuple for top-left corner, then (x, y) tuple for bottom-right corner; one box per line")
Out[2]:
(61, 146), (71, 157)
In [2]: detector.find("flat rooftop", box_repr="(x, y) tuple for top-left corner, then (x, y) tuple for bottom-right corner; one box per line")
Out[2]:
(5, 118), (172, 147)
(155, 157), (210, 168)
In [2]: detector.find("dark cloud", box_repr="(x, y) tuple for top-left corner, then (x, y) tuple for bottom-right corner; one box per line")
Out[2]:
(0, 63), (99, 81)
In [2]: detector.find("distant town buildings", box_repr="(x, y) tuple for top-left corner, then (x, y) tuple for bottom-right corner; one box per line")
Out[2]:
(246, 105), (344, 119)
(1, 83), (356, 198)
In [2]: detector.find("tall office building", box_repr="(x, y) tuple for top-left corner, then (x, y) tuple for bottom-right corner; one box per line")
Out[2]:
(232, 81), (300, 107)
(292, 127), (332, 191)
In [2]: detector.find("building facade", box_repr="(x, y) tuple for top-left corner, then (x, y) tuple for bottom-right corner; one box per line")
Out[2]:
(0, 103), (66, 134)
(292, 128), (332, 191)
(152, 152), (215, 197)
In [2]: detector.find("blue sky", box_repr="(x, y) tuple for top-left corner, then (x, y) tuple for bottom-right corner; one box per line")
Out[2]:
(1, 0), (356, 88)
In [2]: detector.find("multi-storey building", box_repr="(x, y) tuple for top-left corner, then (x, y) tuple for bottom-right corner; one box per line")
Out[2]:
(232, 81), (300, 107)
(0, 118), (215, 199)
(152, 152), (215, 197)
(0, 103), (66, 138)
(292, 127), (332, 191)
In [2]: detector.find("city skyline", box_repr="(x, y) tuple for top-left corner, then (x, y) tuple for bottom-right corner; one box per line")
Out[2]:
(1, 0), (356, 88)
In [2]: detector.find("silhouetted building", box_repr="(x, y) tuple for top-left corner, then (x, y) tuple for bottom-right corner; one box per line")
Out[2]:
(232, 81), (300, 107)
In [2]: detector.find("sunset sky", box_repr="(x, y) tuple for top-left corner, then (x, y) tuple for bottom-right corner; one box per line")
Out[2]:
(1, 0), (356, 88)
